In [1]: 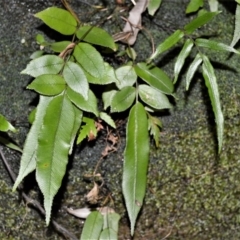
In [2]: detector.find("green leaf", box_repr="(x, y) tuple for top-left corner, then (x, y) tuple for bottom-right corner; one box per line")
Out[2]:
(28, 108), (36, 124)
(13, 96), (52, 191)
(174, 39), (194, 84)
(0, 136), (22, 153)
(50, 41), (72, 52)
(148, 114), (162, 147)
(195, 38), (240, 54)
(139, 84), (172, 110)
(27, 74), (66, 96)
(123, 102), (149, 235)
(148, 0), (162, 16)
(186, 53), (202, 90)
(69, 105), (82, 154)
(67, 87), (99, 116)
(110, 86), (136, 113)
(184, 11), (220, 35)
(236, 0), (240, 4)
(231, 4), (240, 47)
(202, 55), (224, 153)
(150, 30), (184, 60)
(100, 229), (118, 240)
(21, 55), (64, 77)
(100, 112), (116, 128)
(76, 25), (117, 51)
(84, 63), (117, 85)
(77, 117), (97, 144)
(30, 50), (44, 59)
(74, 42), (105, 79)
(126, 47), (137, 60)
(102, 90), (117, 110)
(103, 63), (119, 85)
(115, 65), (137, 89)
(135, 63), (174, 94)
(102, 212), (120, 232)
(35, 7), (77, 35)
(63, 61), (89, 100)
(208, 0), (219, 12)
(186, 0), (203, 13)
(144, 105), (155, 112)
(0, 114), (16, 132)
(36, 93), (76, 225)
(36, 34), (45, 45)
(80, 211), (103, 240)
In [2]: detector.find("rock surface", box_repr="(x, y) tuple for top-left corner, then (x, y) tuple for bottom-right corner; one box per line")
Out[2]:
(1, 0), (240, 239)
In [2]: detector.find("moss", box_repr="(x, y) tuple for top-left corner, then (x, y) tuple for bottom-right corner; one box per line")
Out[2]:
(0, 180), (63, 239)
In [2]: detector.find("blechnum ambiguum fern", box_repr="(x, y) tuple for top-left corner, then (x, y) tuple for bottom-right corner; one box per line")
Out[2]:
(0, 0), (238, 238)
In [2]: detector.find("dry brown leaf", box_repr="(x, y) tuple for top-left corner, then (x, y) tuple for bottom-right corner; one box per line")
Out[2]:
(108, 134), (118, 145)
(114, 0), (149, 45)
(88, 130), (96, 141)
(86, 182), (100, 204)
(116, 0), (125, 5)
(101, 145), (113, 157)
(95, 121), (104, 132)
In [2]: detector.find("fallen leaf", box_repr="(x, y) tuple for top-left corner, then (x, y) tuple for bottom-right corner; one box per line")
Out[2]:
(95, 120), (104, 132)
(67, 207), (91, 219)
(101, 145), (114, 157)
(86, 182), (100, 204)
(108, 134), (118, 145)
(67, 206), (115, 219)
(114, 0), (149, 45)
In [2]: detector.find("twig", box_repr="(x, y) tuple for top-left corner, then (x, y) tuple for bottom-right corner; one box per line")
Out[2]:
(161, 226), (173, 240)
(0, 147), (78, 240)
(61, 0), (81, 24)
